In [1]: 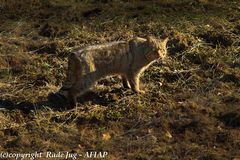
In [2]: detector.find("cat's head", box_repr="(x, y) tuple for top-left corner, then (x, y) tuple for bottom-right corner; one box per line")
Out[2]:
(145, 36), (168, 61)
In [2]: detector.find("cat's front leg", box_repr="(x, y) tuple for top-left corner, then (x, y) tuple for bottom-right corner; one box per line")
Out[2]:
(128, 74), (145, 94)
(121, 75), (131, 89)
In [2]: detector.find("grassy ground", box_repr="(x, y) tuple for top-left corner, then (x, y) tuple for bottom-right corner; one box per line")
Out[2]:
(0, 0), (240, 159)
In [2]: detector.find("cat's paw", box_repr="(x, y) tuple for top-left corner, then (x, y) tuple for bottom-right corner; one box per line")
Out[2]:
(48, 92), (70, 110)
(48, 92), (67, 105)
(134, 89), (145, 94)
(138, 90), (145, 94)
(67, 95), (77, 109)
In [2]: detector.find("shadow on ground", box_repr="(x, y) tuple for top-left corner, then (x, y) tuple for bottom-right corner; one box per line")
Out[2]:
(0, 89), (123, 113)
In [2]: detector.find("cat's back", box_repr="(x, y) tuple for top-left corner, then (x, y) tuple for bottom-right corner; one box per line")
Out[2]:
(130, 37), (146, 43)
(85, 41), (127, 51)
(74, 41), (128, 59)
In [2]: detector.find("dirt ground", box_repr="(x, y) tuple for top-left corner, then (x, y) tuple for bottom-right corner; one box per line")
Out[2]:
(0, 0), (240, 159)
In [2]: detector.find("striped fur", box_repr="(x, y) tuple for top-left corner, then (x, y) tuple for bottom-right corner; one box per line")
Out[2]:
(53, 36), (168, 107)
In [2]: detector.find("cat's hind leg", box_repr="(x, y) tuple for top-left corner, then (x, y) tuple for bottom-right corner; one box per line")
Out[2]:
(68, 73), (97, 107)
(60, 53), (80, 91)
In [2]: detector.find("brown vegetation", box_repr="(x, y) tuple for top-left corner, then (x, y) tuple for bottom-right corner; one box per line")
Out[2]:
(0, 0), (240, 159)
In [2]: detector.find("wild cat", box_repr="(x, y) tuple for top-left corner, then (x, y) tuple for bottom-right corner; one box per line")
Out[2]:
(48, 36), (168, 107)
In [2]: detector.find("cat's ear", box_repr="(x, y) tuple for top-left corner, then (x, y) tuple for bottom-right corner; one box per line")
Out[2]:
(162, 37), (169, 45)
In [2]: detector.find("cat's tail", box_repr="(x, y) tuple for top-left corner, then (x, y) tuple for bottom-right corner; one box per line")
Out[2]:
(61, 52), (80, 90)
(48, 52), (82, 107)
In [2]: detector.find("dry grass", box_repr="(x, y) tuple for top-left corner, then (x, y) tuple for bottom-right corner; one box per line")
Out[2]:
(0, 0), (240, 159)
